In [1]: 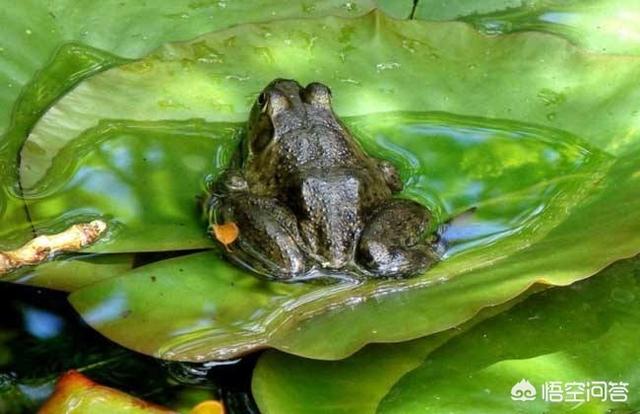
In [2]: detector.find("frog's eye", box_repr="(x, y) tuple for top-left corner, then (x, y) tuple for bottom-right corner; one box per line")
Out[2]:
(303, 82), (332, 107)
(257, 92), (267, 109)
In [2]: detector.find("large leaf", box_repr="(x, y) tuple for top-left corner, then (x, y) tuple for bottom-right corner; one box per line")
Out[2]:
(69, 109), (638, 362)
(377, 256), (640, 413)
(20, 11), (640, 174)
(415, 0), (640, 55)
(251, 290), (538, 414)
(62, 12), (640, 360)
(252, 256), (640, 414)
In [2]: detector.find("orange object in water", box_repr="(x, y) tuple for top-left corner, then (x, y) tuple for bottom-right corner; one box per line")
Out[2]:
(39, 370), (175, 413)
(190, 400), (225, 414)
(211, 222), (239, 251)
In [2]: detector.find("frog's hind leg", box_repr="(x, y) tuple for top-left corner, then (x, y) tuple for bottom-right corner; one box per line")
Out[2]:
(216, 194), (308, 280)
(356, 199), (437, 278)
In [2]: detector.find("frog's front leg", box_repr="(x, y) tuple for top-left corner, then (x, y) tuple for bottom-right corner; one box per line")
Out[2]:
(356, 199), (437, 278)
(212, 190), (308, 280)
(377, 160), (403, 193)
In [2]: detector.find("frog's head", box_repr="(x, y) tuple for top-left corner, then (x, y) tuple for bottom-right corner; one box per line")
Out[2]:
(244, 79), (333, 160)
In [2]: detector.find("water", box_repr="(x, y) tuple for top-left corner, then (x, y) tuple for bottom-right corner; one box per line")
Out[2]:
(0, 43), (126, 250)
(0, 283), (260, 413)
(347, 112), (607, 258)
(2, 105), (606, 259)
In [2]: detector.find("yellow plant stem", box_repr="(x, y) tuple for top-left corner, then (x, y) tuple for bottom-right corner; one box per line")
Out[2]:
(0, 220), (107, 275)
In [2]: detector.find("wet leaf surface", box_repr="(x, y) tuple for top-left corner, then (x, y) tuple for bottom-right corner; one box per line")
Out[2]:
(2, 4), (640, 371)
(24, 120), (240, 253)
(252, 256), (640, 414)
(0, 0), (380, 135)
(68, 108), (639, 360)
(252, 291), (535, 414)
(1, 254), (134, 292)
(415, 0), (640, 55)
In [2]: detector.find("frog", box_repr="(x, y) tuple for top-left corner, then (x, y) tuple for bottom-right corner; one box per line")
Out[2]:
(205, 79), (438, 280)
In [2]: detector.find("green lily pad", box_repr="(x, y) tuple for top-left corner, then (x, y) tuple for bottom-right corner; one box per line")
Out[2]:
(252, 256), (640, 414)
(254, 333), (458, 414)
(0, 192), (31, 251)
(70, 251), (311, 360)
(62, 13), (640, 361)
(20, 11), (640, 179)
(251, 289), (538, 414)
(0, 43), (126, 247)
(377, 256), (640, 413)
(416, 0), (640, 55)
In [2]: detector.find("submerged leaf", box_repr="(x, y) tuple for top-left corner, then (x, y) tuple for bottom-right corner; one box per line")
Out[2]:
(23, 119), (240, 253)
(0, 44), (125, 248)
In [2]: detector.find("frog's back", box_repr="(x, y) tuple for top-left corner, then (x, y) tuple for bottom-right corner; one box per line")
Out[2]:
(278, 166), (391, 269)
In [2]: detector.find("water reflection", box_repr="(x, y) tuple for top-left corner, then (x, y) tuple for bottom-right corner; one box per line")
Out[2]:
(348, 112), (606, 258)
(17, 120), (240, 253)
(22, 307), (64, 339)
(164, 359), (242, 385)
(82, 291), (128, 325)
